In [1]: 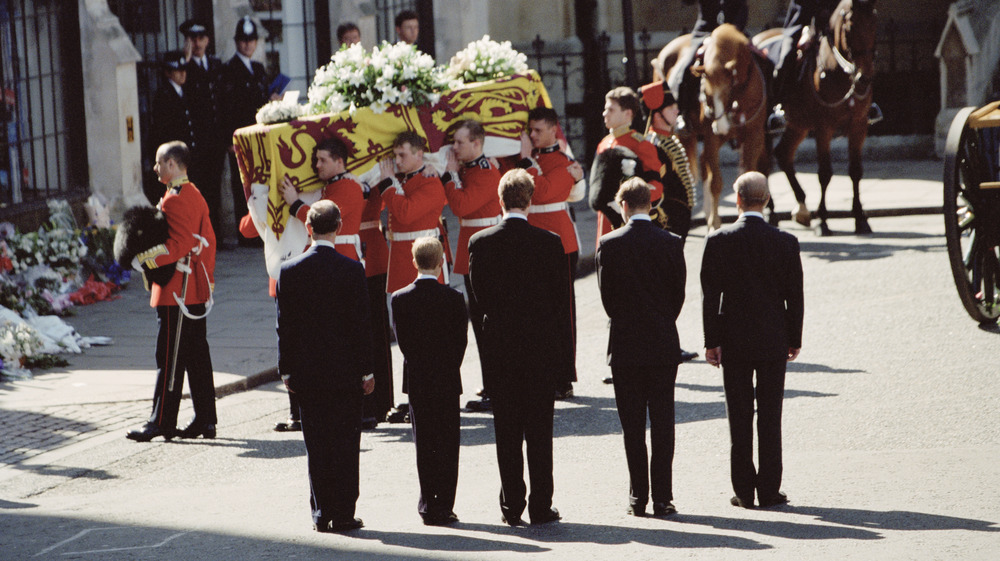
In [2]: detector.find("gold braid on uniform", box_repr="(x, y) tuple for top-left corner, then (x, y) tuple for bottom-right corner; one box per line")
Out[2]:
(653, 134), (695, 209)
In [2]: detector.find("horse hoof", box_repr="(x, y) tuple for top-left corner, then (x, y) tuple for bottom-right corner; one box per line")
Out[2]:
(855, 219), (872, 235)
(712, 215), (722, 231)
(793, 203), (811, 227)
(815, 222), (833, 237)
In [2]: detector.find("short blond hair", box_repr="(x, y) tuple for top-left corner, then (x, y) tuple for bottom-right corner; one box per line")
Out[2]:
(498, 169), (534, 210)
(412, 236), (443, 270)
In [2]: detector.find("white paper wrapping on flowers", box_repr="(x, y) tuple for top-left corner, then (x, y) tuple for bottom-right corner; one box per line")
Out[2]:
(0, 305), (110, 357)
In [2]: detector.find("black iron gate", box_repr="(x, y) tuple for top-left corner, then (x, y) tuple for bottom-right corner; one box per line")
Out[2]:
(108, 0), (213, 201)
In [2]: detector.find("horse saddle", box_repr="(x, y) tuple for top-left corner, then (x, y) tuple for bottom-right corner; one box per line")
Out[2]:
(113, 206), (176, 287)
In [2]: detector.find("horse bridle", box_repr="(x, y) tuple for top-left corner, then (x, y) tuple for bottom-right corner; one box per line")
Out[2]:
(815, 5), (874, 108)
(702, 52), (767, 131)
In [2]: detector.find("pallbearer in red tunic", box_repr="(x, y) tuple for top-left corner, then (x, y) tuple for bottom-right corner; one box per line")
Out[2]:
(127, 141), (217, 443)
(513, 107), (586, 400)
(375, 131), (447, 294)
(594, 87), (665, 245)
(280, 137), (365, 262)
(442, 120), (502, 408)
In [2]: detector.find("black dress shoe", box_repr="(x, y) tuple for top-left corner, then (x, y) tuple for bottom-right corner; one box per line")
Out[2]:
(360, 417), (379, 430)
(730, 495), (754, 509)
(386, 404), (409, 423)
(501, 513), (524, 526)
(475, 387), (488, 397)
(424, 512), (459, 526)
(627, 504), (647, 517)
(126, 423), (175, 442)
(679, 350), (699, 362)
(313, 520), (333, 533)
(273, 419), (301, 432)
(653, 502), (677, 516)
(530, 507), (561, 525)
(177, 422), (216, 439)
(329, 517), (364, 532)
(465, 397), (492, 412)
(602, 376), (614, 384)
(758, 491), (788, 508)
(554, 386), (574, 400)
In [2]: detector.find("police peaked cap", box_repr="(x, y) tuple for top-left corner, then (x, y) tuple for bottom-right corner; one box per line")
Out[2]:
(639, 80), (676, 113)
(234, 16), (259, 40)
(161, 51), (187, 71)
(179, 19), (209, 37)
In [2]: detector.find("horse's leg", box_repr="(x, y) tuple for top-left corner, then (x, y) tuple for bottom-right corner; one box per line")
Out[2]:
(775, 125), (811, 226)
(814, 128), (835, 237)
(848, 123), (872, 234)
(702, 133), (723, 231)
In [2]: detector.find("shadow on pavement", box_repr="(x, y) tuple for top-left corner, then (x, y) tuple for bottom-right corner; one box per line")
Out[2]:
(786, 506), (1000, 532)
(0, 410), (101, 465)
(455, 520), (770, 550)
(799, 240), (944, 262)
(787, 362), (865, 374)
(674, 512), (880, 540)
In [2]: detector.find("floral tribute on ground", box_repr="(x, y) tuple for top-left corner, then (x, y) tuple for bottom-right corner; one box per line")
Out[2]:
(0, 197), (120, 379)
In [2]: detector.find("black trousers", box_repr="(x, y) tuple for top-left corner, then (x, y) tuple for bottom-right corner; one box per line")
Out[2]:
(298, 394), (362, 525)
(363, 274), (394, 419)
(409, 392), (460, 518)
(463, 274), (488, 394)
(189, 148), (225, 237)
(491, 383), (555, 521)
(722, 359), (786, 503)
(149, 304), (215, 429)
(612, 363), (677, 507)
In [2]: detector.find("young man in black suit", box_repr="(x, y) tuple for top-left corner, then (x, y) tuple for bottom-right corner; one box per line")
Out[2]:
(597, 177), (686, 517)
(468, 169), (574, 526)
(701, 171), (804, 509)
(277, 200), (375, 533)
(391, 237), (468, 526)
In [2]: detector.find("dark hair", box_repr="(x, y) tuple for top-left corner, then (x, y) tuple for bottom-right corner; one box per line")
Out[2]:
(306, 199), (342, 235)
(158, 141), (191, 169)
(454, 119), (485, 144)
(392, 130), (427, 152)
(336, 22), (359, 43)
(527, 107), (559, 127)
(498, 169), (534, 210)
(606, 86), (642, 121)
(615, 177), (652, 209)
(311, 137), (349, 174)
(395, 10), (418, 28)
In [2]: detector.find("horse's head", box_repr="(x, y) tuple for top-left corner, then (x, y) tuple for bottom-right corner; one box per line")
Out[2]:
(694, 24), (756, 136)
(830, 0), (878, 87)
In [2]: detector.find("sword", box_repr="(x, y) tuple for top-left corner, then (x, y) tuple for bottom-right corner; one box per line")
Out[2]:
(167, 255), (193, 392)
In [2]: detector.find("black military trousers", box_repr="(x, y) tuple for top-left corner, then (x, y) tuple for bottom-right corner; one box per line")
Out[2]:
(148, 304), (216, 430)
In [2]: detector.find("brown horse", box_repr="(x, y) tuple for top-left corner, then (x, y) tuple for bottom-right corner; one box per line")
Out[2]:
(754, 0), (878, 235)
(653, 24), (770, 230)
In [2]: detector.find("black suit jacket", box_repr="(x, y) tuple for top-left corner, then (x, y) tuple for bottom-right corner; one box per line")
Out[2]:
(468, 217), (574, 391)
(277, 244), (373, 400)
(151, 83), (196, 151)
(597, 218), (686, 368)
(183, 56), (225, 149)
(220, 55), (269, 135)
(701, 214), (803, 362)
(391, 278), (468, 397)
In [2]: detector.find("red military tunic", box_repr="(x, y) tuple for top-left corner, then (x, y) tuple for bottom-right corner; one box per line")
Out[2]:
(595, 125), (665, 243)
(359, 187), (389, 278)
(443, 154), (502, 275)
(288, 172), (365, 261)
(381, 167), (447, 293)
(520, 144), (580, 255)
(137, 177), (216, 307)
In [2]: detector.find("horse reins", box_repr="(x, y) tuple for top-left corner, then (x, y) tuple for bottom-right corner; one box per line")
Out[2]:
(812, 8), (873, 109)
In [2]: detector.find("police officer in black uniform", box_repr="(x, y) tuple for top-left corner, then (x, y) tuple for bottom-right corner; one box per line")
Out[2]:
(220, 16), (275, 246)
(150, 51), (196, 203)
(179, 19), (226, 237)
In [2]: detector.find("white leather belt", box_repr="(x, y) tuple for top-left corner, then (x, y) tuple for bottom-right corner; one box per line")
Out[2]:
(460, 215), (502, 228)
(335, 234), (363, 261)
(532, 202), (568, 213)
(359, 220), (380, 231)
(388, 228), (438, 242)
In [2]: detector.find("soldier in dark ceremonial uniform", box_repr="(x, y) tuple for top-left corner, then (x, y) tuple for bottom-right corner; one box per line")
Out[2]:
(179, 19), (226, 238)
(151, 52), (196, 164)
(639, 81), (695, 240)
(220, 16), (276, 246)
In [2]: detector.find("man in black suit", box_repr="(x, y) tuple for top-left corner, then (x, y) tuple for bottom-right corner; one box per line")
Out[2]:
(597, 178), (686, 517)
(179, 19), (226, 237)
(701, 171), (804, 509)
(277, 200), (375, 533)
(391, 237), (467, 526)
(220, 16), (276, 245)
(468, 168), (574, 526)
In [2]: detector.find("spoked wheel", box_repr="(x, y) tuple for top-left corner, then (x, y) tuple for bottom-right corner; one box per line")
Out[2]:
(943, 105), (1000, 324)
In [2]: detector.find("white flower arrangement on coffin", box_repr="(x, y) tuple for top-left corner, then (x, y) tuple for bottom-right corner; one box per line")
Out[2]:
(256, 98), (304, 125)
(305, 41), (452, 116)
(446, 35), (529, 84)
